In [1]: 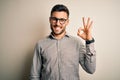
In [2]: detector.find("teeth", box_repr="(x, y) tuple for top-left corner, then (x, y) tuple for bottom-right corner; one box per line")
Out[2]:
(55, 27), (60, 30)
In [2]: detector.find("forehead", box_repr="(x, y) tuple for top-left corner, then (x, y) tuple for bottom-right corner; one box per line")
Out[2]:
(51, 11), (68, 18)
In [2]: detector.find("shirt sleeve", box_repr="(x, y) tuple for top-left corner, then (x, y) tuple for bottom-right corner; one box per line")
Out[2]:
(79, 41), (96, 74)
(30, 43), (42, 80)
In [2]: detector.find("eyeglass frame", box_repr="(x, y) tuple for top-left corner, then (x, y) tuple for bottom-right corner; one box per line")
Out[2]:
(50, 17), (68, 25)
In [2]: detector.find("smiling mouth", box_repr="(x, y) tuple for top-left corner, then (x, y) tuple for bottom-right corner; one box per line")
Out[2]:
(54, 27), (61, 30)
(53, 25), (62, 30)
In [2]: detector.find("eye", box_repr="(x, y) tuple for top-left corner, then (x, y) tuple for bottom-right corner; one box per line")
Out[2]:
(50, 17), (68, 24)
(50, 17), (57, 20)
(60, 19), (66, 22)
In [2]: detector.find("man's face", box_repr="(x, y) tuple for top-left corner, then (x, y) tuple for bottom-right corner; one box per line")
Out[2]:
(49, 11), (69, 35)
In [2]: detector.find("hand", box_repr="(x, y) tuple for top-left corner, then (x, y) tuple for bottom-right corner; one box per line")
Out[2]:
(77, 17), (93, 41)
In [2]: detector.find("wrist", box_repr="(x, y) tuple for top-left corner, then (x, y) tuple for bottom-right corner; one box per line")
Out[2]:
(86, 38), (95, 44)
(86, 33), (92, 40)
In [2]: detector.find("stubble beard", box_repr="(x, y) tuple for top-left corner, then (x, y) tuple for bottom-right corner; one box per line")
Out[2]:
(51, 24), (66, 36)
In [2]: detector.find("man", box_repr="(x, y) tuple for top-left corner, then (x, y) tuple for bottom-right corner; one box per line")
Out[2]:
(30, 4), (96, 80)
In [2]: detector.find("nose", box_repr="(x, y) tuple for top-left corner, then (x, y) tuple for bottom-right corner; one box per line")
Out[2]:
(56, 20), (61, 25)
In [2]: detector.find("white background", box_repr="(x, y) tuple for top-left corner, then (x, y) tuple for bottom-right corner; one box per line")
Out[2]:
(0, 0), (120, 80)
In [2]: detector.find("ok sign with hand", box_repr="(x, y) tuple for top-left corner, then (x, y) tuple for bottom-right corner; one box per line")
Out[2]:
(77, 17), (93, 41)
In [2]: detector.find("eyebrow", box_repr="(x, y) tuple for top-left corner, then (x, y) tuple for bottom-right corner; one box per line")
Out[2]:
(50, 17), (68, 19)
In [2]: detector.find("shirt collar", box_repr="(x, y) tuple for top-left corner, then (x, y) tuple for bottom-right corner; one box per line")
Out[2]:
(49, 32), (70, 39)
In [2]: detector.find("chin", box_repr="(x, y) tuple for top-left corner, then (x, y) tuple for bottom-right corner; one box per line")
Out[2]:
(53, 30), (62, 35)
(54, 30), (62, 34)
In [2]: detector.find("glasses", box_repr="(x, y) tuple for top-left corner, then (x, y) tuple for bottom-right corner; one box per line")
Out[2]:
(50, 17), (68, 25)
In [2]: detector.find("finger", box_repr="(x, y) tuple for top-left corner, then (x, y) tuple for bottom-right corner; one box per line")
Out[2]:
(78, 27), (84, 32)
(82, 17), (86, 28)
(78, 27), (84, 35)
(89, 21), (93, 29)
(77, 30), (83, 37)
(77, 29), (86, 40)
(87, 17), (90, 28)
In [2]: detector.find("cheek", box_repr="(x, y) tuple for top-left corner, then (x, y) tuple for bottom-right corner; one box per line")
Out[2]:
(50, 23), (55, 28)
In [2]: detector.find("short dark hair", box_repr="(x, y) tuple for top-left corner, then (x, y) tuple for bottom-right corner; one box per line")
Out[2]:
(50, 4), (69, 17)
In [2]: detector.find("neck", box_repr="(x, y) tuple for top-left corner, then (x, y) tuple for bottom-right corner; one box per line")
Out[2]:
(52, 31), (66, 39)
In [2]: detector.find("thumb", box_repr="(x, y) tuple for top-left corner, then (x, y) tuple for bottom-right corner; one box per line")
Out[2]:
(77, 27), (84, 35)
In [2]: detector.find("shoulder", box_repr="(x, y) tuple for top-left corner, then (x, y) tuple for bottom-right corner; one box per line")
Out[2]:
(68, 35), (85, 48)
(68, 35), (83, 43)
(36, 35), (51, 47)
